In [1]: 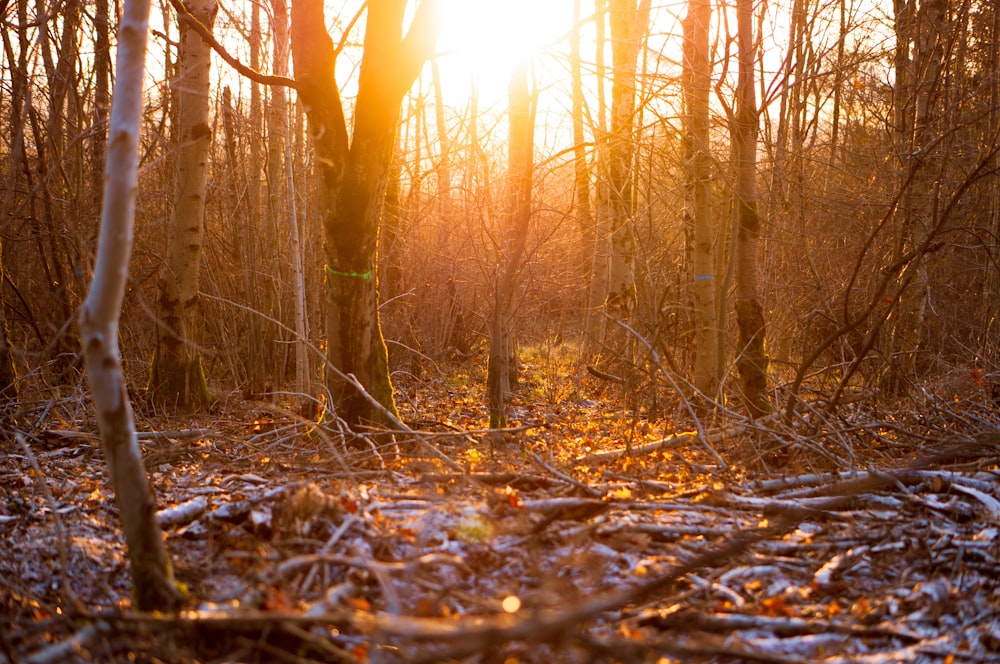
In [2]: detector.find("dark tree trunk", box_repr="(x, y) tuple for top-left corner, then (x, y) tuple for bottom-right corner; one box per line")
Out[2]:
(733, 0), (772, 417)
(291, 0), (439, 427)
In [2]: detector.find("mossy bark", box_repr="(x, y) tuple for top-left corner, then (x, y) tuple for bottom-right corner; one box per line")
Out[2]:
(735, 297), (772, 418)
(147, 347), (212, 410)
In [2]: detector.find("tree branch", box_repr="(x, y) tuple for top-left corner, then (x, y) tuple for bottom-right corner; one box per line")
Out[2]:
(166, 0), (299, 89)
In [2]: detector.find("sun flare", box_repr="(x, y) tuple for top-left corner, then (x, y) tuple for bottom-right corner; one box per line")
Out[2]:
(436, 0), (574, 103)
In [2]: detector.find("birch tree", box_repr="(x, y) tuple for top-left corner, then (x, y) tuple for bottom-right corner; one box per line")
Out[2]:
(79, 0), (183, 610)
(290, 0), (440, 427)
(148, 0), (218, 408)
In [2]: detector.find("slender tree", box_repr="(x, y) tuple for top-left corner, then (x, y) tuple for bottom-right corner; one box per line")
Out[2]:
(571, 0), (595, 331)
(732, 0), (771, 416)
(0, 256), (16, 401)
(881, 0), (946, 395)
(488, 57), (535, 428)
(272, 0), (311, 410)
(290, 0), (440, 427)
(604, 0), (651, 319)
(682, 0), (718, 400)
(148, 0), (218, 408)
(80, 0), (183, 610)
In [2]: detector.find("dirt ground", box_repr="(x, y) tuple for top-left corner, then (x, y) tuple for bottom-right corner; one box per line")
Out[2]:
(3, 362), (1000, 663)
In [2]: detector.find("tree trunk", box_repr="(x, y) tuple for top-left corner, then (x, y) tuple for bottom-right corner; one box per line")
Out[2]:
(882, 0), (945, 395)
(571, 0), (595, 330)
(0, 257), (16, 401)
(733, 0), (771, 417)
(148, 0), (217, 409)
(275, 0), (311, 412)
(588, 0), (611, 345)
(290, 0), (440, 428)
(488, 58), (534, 429)
(984, 1), (1000, 336)
(92, 0), (112, 213)
(605, 0), (651, 318)
(80, 0), (182, 611)
(682, 0), (718, 400)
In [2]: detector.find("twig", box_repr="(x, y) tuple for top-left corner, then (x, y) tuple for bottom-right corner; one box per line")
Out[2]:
(16, 433), (86, 615)
(156, 495), (209, 528)
(339, 372), (464, 473)
(526, 451), (601, 497)
(24, 624), (103, 664)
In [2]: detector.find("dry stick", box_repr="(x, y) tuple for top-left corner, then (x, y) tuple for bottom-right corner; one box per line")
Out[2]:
(383, 458), (954, 660)
(277, 623), (360, 664)
(16, 433), (86, 615)
(337, 372), (464, 472)
(297, 514), (361, 594)
(611, 318), (729, 469)
(526, 450), (601, 497)
(577, 425), (739, 464)
(23, 624), (103, 664)
(199, 292), (465, 473)
(394, 515), (803, 663)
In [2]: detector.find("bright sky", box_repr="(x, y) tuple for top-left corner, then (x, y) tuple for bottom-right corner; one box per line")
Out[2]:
(435, 0), (578, 106)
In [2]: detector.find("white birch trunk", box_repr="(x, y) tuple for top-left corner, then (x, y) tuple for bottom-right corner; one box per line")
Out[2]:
(149, 0), (217, 408)
(79, 0), (182, 611)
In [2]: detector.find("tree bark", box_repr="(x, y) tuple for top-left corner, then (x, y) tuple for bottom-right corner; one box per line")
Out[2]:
(571, 0), (595, 324)
(80, 0), (182, 611)
(605, 0), (651, 317)
(148, 0), (217, 409)
(488, 58), (534, 429)
(733, 0), (772, 417)
(881, 0), (945, 396)
(682, 0), (718, 400)
(0, 260), (16, 401)
(290, 0), (440, 427)
(273, 0), (311, 411)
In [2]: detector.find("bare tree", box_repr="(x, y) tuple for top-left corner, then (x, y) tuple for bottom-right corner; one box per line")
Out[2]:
(148, 0), (218, 408)
(571, 0), (595, 333)
(682, 0), (718, 401)
(881, 0), (946, 395)
(79, 0), (183, 610)
(0, 257), (16, 400)
(268, 0), (311, 409)
(290, 0), (440, 427)
(732, 0), (771, 417)
(604, 0), (651, 320)
(487, 57), (535, 429)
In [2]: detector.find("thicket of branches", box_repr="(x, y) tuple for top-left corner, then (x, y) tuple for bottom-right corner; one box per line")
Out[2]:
(2, 0), (999, 422)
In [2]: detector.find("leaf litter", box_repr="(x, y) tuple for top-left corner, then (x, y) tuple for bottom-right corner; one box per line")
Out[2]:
(2, 363), (1000, 663)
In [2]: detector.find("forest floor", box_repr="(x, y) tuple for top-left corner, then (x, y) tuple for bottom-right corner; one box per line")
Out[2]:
(3, 348), (1000, 663)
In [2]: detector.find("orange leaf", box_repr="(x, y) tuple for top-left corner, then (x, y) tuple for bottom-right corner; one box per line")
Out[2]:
(347, 596), (372, 611)
(762, 596), (793, 617)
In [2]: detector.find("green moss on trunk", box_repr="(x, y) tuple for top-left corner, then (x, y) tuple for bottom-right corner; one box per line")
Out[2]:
(147, 349), (212, 410)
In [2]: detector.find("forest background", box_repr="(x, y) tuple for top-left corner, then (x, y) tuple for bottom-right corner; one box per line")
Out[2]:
(3, 0), (1000, 659)
(2, 0), (1000, 423)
